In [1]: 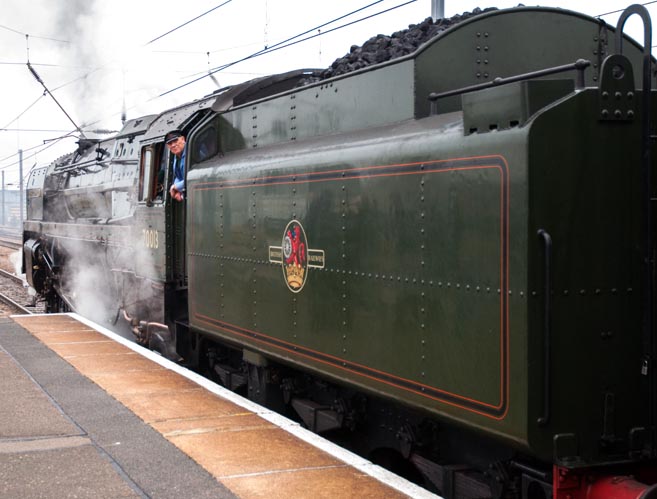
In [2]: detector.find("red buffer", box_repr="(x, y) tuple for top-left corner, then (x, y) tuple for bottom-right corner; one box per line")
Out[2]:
(553, 465), (657, 499)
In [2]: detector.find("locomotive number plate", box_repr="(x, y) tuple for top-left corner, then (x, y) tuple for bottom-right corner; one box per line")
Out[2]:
(142, 228), (159, 249)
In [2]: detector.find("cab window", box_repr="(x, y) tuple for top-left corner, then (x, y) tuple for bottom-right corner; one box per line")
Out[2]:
(191, 120), (219, 164)
(139, 144), (166, 203)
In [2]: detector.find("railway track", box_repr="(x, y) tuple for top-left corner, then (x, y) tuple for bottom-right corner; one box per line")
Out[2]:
(0, 268), (38, 315)
(0, 236), (21, 250)
(0, 232), (41, 315)
(0, 228), (21, 250)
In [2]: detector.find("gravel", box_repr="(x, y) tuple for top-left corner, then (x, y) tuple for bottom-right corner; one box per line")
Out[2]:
(0, 247), (44, 316)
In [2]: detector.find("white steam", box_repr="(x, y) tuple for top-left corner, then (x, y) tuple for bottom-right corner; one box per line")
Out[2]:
(10, 249), (24, 278)
(57, 227), (163, 330)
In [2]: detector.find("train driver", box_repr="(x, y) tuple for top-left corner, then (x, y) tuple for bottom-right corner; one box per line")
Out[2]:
(165, 130), (186, 202)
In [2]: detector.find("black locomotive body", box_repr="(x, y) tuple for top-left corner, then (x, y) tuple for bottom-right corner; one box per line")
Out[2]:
(23, 6), (657, 498)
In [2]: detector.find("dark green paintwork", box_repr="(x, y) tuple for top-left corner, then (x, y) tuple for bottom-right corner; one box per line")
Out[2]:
(413, 8), (650, 117)
(525, 89), (645, 464)
(462, 79), (574, 134)
(184, 6), (653, 466)
(221, 61), (415, 149)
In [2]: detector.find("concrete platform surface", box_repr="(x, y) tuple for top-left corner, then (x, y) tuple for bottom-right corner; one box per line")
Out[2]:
(1, 314), (437, 499)
(0, 316), (237, 499)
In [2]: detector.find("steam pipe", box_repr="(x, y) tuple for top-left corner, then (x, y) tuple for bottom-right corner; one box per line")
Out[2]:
(121, 308), (144, 342)
(120, 307), (171, 350)
(120, 307), (167, 331)
(147, 321), (169, 330)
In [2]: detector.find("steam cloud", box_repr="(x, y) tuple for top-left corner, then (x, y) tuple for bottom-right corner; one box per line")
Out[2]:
(56, 228), (164, 337)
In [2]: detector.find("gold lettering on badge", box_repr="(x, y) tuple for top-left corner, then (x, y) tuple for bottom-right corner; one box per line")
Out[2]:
(269, 246), (283, 263)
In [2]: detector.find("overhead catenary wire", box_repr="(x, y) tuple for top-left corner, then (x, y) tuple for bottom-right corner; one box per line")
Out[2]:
(1, 0), (412, 170)
(174, 0), (657, 88)
(0, 0), (410, 170)
(0, 131), (77, 171)
(1, 94), (44, 131)
(3, 1), (238, 168)
(1, 129), (79, 133)
(0, 23), (69, 44)
(0, 61), (88, 67)
(0, 117), (118, 167)
(180, 0), (386, 81)
(152, 0), (657, 99)
(8, 0), (654, 173)
(597, 0), (657, 18)
(153, 40), (264, 55)
(1, 14), (134, 169)
(1, 67), (104, 139)
(145, 0), (233, 45)
(26, 62), (86, 139)
(159, 0), (415, 97)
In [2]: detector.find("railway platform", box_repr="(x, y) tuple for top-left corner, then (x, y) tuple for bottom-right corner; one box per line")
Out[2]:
(0, 313), (436, 499)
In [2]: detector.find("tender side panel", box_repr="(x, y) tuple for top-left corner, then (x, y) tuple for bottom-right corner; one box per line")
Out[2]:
(222, 61), (415, 150)
(188, 125), (514, 431)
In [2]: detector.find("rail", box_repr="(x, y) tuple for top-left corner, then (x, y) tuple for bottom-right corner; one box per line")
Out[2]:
(0, 237), (21, 250)
(0, 269), (33, 315)
(0, 225), (22, 250)
(0, 291), (33, 315)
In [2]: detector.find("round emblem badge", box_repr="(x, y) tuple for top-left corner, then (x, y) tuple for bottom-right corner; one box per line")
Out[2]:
(268, 220), (324, 293)
(281, 220), (308, 292)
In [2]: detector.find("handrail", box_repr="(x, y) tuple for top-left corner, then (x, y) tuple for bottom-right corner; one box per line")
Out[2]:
(427, 59), (590, 114)
(537, 229), (552, 427)
(615, 2), (655, 456)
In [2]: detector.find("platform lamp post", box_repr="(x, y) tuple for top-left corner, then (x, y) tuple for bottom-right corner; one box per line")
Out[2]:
(432, 0), (445, 20)
(1, 171), (4, 227)
(19, 149), (23, 226)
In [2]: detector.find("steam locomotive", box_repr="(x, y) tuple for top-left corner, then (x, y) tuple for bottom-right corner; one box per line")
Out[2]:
(22, 5), (657, 498)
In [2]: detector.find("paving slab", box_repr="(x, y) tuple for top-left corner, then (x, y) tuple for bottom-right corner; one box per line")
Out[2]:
(118, 388), (247, 422)
(7, 314), (436, 499)
(65, 352), (167, 374)
(0, 351), (80, 439)
(47, 339), (131, 356)
(171, 426), (342, 477)
(88, 369), (199, 395)
(152, 413), (274, 437)
(0, 445), (141, 499)
(223, 465), (413, 499)
(0, 317), (237, 499)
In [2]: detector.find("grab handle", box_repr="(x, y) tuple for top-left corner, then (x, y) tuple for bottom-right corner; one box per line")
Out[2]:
(537, 229), (552, 426)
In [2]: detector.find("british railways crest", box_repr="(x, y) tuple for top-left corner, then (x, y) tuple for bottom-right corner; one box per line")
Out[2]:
(268, 220), (325, 292)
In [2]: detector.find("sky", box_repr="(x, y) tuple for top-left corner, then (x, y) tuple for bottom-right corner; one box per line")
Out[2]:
(1, 0), (655, 189)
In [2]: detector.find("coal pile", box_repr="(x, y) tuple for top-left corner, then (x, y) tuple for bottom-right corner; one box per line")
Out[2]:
(314, 7), (498, 81)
